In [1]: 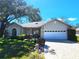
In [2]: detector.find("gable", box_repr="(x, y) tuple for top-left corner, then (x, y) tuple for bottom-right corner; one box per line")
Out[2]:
(41, 20), (68, 31)
(10, 23), (21, 27)
(5, 23), (24, 36)
(7, 23), (23, 31)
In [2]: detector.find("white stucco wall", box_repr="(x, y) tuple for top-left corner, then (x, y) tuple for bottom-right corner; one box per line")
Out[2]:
(76, 31), (79, 36)
(41, 20), (68, 38)
(6, 24), (24, 36)
(23, 28), (32, 35)
(76, 28), (79, 36)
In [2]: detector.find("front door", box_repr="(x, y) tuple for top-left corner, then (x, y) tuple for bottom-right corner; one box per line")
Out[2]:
(12, 28), (17, 36)
(32, 28), (40, 38)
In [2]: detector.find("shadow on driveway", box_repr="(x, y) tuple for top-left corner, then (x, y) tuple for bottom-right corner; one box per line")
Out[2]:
(44, 45), (49, 53)
(44, 45), (56, 55)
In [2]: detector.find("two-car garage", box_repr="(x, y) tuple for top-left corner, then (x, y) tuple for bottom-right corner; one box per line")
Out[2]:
(43, 31), (67, 41)
(41, 20), (68, 41)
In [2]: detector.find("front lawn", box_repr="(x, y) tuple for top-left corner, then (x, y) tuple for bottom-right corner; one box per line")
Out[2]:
(77, 36), (79, 42)
(0, 38), (36, 59)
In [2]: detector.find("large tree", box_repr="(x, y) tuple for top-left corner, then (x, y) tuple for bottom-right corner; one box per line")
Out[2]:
(0, 0), (42, 37)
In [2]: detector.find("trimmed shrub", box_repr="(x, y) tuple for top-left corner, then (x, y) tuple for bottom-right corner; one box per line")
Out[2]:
(37, 39), (45, 46)
(67, 29), (77, 41)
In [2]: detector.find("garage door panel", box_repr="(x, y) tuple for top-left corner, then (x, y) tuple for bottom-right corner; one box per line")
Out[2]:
(43, 32), (67, 40)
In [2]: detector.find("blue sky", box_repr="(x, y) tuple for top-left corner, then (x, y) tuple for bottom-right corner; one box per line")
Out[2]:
(25, 0), (79, 26)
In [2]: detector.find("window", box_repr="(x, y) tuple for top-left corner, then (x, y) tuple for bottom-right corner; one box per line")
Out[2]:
(63, 31), (66, 32)
(45, 31), (47, 32)
(35, 23), (38, 24)
(55, 31), (57, 32)
(44, 30), (67, 32)
(47, 31), (49, 32)
(60, 31), (62, 32)
(50, 31), (52, 32)
(58, 31), (60, 32)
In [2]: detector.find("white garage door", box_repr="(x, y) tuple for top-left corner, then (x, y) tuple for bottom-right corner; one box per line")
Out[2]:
(43, 31), (67, 41)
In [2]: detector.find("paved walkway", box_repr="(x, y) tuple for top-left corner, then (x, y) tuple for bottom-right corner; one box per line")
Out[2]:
(44, 41), (79, 59)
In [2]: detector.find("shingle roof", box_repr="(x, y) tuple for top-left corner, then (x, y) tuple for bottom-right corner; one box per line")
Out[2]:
(41, 19), (75, 29)
(21, 21), (45, 28)
(9, 18), (75, 29)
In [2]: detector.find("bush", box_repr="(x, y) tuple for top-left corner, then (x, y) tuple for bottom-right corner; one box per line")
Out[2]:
(37, 39), (45, 46)
(0, 38), (36, 58)
(10, 36), (24, 40)
(19, 34), (26, 37)
(10, 34), (33, 40)
(67, 29), (77, 41)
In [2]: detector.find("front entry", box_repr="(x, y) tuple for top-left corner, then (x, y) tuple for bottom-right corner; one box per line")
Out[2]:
(32, 28), (40, 38)
(12, 28), (17, 36)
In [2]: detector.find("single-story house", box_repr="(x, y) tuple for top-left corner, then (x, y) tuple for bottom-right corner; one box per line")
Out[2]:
(5, 19), (76, 41)
(76, 28), (79, 36)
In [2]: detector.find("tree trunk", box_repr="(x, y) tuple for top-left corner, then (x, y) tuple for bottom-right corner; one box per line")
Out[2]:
(0, 15), (9, 37)
(0, 21), (6, 37)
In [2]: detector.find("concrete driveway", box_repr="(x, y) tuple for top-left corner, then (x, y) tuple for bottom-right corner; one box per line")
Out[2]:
(44, 40), (79, 59)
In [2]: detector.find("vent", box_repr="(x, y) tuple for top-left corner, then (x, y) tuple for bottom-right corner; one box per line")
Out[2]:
(35, 23), (38, 24)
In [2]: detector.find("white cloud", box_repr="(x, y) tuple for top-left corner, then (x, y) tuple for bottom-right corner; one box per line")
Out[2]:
(57, 18), (64, 22)
(68, 18), (77, 21)
(57, 18), (63, 21)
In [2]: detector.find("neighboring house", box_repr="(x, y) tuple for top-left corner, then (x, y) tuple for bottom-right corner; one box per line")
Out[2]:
(5, 19), (76, 41)
(76, 28), (79, 36)
(0, 21), (3, 29)
(0, 21), (1, 28)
